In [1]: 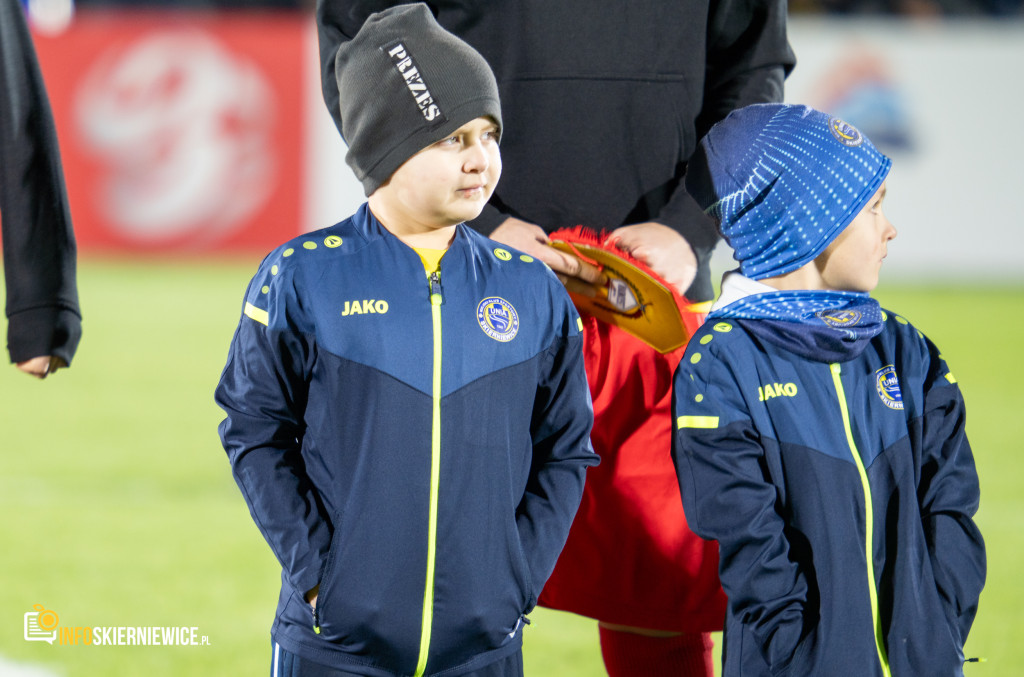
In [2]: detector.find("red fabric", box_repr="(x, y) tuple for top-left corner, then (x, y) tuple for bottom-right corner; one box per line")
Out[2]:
(538, 315), (727, 632)
(598, 627), (715, 677)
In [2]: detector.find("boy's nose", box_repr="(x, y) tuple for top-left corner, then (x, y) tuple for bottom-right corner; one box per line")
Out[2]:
(463, 143), (489, 172)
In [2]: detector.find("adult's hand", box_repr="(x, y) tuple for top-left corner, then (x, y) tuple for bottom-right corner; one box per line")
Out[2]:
(607, 222), (698, 296)
(489, 217), (604, 294)
(15, 355), (66, 379)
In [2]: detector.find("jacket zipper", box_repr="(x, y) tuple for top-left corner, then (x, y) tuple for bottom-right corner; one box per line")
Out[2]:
(412, 270), (444, 677)
(829, 363), (892, 677)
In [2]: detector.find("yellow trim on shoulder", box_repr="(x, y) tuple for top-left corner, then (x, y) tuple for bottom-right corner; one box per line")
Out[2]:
(244, 302), (269, 326)
(945, 372), (957, 384)
(677, 415), (719, 429)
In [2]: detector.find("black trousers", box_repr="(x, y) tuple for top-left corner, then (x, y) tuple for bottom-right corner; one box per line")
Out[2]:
(271, 642), (524, 677)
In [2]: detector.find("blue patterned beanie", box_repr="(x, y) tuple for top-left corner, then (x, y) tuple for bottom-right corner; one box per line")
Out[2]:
(686, 103), (891, 280)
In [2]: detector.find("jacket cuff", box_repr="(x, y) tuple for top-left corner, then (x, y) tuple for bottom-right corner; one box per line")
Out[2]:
(7, 305), (82, 365)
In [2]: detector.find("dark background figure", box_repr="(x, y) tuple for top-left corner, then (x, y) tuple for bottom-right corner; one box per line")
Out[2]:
(1, 0), (81, 378)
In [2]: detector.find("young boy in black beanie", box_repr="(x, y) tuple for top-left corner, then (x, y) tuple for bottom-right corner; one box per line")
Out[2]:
(215, 5), (597, 676)
(672, 103), (985, 676)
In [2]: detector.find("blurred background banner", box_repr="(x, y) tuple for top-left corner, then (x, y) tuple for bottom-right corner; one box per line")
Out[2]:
(32, 10), (307, 254)
(781, 18), (1024, 280)
(30, 11), (1024, 279)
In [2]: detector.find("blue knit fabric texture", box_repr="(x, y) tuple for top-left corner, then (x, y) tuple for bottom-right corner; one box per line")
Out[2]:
(686, 103), (891, 280)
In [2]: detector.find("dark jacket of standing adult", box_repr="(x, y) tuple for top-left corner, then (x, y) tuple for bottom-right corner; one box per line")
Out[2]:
(0, 0), (81, 366)
(316, 0), (795, 302)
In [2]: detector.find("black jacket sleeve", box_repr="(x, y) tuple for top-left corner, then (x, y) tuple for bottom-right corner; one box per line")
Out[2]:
(918, 338), (985, 645)
(0, 0), (82, 365)
(517, 299), (597, 604)
(215, 262), (332, 598)
(653, 0), (796, 298)
(672, 346), (810, 669)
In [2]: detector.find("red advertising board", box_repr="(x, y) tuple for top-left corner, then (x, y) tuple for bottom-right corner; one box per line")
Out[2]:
(32, 10), (306, 254)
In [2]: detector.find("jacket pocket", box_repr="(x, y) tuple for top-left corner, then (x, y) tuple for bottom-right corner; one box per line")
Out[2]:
(311, 509), (425, 667)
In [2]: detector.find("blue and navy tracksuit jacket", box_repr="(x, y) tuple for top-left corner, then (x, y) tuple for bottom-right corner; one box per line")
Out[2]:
(215, 204), (597, 676)
(672, 288), (985, 677)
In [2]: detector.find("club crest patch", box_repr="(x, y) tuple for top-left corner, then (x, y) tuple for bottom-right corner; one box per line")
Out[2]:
(476, 297), (519, 342)
(875, 365), (904, 410)
(818, 309), (862, 329)
(828, 116), (864, 148)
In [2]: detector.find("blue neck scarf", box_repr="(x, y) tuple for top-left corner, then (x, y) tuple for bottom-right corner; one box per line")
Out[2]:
(709, 289), (884, 362)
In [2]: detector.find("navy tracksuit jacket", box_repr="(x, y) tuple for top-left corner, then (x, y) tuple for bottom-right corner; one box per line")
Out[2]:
(216, 204), (597, 676)
(673, 300), (984, 677)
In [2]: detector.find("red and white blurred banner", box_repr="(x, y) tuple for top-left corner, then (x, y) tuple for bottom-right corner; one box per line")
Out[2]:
(33, 10), (308, 255)
(28, 14), (1024, 277)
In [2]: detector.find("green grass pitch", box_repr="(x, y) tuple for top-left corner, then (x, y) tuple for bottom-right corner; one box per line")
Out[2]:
(0, 260), (1020, 675)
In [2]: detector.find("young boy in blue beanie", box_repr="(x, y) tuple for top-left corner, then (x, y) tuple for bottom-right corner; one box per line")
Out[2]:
(215, 5), (597, 676)
(672, 103), (985, 677)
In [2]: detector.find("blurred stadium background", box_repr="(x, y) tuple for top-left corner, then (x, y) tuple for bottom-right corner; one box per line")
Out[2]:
(2, 1), (1022, 675)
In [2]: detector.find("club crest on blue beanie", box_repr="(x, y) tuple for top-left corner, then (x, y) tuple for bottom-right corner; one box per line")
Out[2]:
(686, 103), (891, 280)
(334, 3), (502, 196)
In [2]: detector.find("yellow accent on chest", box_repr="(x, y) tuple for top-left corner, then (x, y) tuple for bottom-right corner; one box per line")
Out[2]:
(758, 382), (798, 401)
(341, 299), (390, 316)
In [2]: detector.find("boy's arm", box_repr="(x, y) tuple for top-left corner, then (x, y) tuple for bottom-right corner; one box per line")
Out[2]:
(517, 303), (598, 606)
(917, 341), (986, 644)
(215, 268), (331, 600)
(672, 346), (809, 669)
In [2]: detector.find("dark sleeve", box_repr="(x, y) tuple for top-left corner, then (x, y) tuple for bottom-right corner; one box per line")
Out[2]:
(215, 263), (331, 598)
(0, 0), (82, 365)
(697, 0), (796, 140)
(672, 344), (810, 669)
(317, 0), (423, 138)
(517, 295), (598, 605)
(650, 0), (795, 300)
(917, 339), (986, 645)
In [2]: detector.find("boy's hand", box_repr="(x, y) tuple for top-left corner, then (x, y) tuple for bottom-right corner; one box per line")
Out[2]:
(606, 222), (698, 295)
(15, 356), (66, 379)
(305, 584), (319, 609)
(490, 217), (604, 289)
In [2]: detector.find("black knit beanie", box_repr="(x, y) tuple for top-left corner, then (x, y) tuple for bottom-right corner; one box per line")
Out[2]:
(335, 3), (502, 196)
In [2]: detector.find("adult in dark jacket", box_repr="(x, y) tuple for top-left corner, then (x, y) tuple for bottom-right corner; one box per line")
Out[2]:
(318, 3), (794, 674)
(1, 0), (82, 379)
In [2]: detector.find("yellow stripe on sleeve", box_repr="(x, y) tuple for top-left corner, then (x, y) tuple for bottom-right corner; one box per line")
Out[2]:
(945, 372), (957, 384)
(677, 415), (719, 429)
(244, 302), (269, 326)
